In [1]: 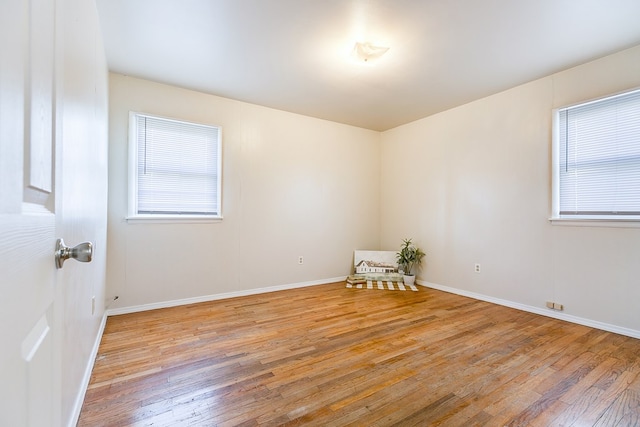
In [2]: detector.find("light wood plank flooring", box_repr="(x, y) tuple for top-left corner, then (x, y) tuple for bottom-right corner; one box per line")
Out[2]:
(78, 282), (640, 426)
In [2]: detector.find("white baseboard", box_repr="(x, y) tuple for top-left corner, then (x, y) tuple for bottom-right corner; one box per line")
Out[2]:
(67, 310), (108, 427)
(417, 280), (640, 340)
(106, 276), (348, 317)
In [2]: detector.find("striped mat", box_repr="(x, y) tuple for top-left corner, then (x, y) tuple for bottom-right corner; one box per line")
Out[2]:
(346, 280), (418, 292)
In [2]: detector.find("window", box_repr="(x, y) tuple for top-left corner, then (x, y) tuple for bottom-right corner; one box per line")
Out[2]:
(128, 112), (222, 221)
(552, 89), (640, 222)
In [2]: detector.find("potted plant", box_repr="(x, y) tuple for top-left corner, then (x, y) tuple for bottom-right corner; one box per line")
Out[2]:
(396, 238), (425, 286)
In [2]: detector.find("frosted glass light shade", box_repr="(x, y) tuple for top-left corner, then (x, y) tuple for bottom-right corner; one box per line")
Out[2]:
(353, 42), (389, 62)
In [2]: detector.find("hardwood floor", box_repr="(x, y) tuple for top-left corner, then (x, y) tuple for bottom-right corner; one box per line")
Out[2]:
(78, 283), (640, 426)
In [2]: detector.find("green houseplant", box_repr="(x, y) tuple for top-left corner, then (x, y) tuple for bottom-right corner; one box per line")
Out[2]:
(396, 238), (425, 285)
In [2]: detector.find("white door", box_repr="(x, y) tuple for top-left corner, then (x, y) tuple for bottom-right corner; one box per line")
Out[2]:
(0, 0), (107, 426)
(0, 0), (59, 425)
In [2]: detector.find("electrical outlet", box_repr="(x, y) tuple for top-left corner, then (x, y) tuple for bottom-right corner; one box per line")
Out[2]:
(474, 263), (481, 273)
(91, 296), (96, 315)
(298, 256), (304, 265)
(546, 301), (564, 311)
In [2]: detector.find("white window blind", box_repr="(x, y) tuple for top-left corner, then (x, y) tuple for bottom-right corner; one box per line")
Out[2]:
(557, 89), (640, 218)
(130, 113), (221, 218)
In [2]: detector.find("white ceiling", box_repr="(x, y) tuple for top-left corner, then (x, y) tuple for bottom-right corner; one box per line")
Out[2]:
(96, 0), (640, 131)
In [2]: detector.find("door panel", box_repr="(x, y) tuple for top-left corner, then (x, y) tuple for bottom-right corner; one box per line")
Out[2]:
(26, 0), (55, 196)
(0, 0), (58, 426)
(22, 315), (54, 427)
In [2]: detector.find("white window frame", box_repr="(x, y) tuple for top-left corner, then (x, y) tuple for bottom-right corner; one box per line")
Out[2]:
(551, 88), (640, 228)
(127, 112), (222, 223)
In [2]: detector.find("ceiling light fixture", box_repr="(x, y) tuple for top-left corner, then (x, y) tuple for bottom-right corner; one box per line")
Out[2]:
(353, 41), (389, 62)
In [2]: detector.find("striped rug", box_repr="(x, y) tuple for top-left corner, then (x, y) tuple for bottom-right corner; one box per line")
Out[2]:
(346, 280), (418, 291)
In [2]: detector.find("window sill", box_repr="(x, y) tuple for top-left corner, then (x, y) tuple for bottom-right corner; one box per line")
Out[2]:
(126, 215), (223, 224)
(549, 217), (640, 228)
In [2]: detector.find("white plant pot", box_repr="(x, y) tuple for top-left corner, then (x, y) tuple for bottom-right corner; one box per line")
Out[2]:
(403, 274), (415, 286)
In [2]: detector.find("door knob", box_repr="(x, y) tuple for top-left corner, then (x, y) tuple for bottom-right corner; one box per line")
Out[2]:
(55, 238), (93, 269)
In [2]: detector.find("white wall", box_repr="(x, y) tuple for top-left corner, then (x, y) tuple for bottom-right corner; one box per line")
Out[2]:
(58, 0), (109, 425)
(107, 45), (640, 336)
(107, 74), (380, 310)
(381, 45), (640, 335)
